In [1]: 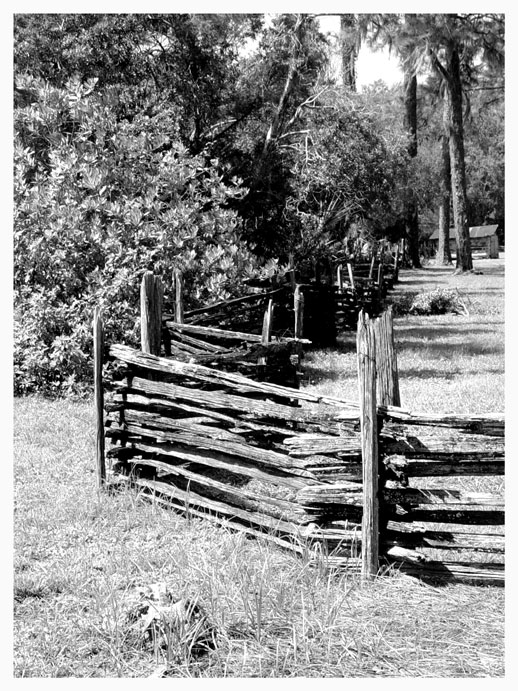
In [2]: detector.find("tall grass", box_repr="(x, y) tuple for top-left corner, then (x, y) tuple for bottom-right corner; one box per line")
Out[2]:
(13, 257), (505, 677)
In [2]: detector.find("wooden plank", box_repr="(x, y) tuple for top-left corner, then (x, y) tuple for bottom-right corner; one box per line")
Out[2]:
(107, 414), (318, 479)
(140, 272), (163, 355)
(168, 329), (229, 353)
(283, 434), (361, 456)
(383, 524), (505, 552)
(383, 508), (505, 525)
(120, 407), (240, 443)
(115, 375), (346, 429)
(383, 456), (504, 477)
(108, 437), (310, 490)
(357, 311), (379, 579)
(182, 288), (286, 319)
(121, 476), (303, 536)
(108, 391), (306, 436)
(381, 430), (505, 456)
(390, 560), (504, 586)
(380, 408), (504, 435)
(117, 453), (303, 519)
(93, 306), (105, 489)
(383, 487), (503, 507)
(165, 321), (263, 344)
(296, 482), (363, 507)
(109, 344), (360, 410)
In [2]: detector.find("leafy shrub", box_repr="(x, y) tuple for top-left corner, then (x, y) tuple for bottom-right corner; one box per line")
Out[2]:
(390, 289), (466, 317)
(409, 289), (465, 316)
(388, 293), (417, 317)
(14, 76), (258, 396)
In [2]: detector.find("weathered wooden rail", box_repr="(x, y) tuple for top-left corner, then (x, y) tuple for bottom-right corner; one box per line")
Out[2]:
(94, 294), (504, 585)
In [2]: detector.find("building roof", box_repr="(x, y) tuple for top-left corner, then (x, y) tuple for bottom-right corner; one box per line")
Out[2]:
(426, 224), (498, 241)
(469, 225), (499, 238)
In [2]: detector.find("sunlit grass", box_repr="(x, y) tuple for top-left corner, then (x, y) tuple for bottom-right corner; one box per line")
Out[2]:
(303, 256), (504, 415)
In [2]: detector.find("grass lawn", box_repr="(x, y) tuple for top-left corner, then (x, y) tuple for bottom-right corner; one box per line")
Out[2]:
(12, 256), (505, 678)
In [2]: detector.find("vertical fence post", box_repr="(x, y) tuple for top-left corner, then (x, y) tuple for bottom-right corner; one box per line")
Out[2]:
(357, 311), (379, 580)
(174, 269), (184, 325)
(141, 271), (163, 355)
(288, 253), (296, 290)
(347, 263), (355, 290)
(293, 285), (304, 366)
(376, 262), (384, 306)
(294, 285), (304, 340)
(257, 299), (274, 375)
(93, 306), (106, 489)
(261, 299), (275, 345)
(336, 264), (344, 292)
(369, 255), (376, 280)
(393, 244), (399, 281)
(374, 308), (401, 407)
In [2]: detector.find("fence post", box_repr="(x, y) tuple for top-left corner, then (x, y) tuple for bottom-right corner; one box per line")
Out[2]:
(294, 285), (304, 340)
(93, 306), (106, 489)
(261, 299), (275, 345)
(336, 264), (344, 292)
(357, 310), (379, 580)
(174, 269), (184, 325)
(141, 272), (163, 355)
(377, 262), (384, 303)
(257, 298), (274, 374)
(369, 255), (376, 280)
(374, 307), (401, 407)
(393, 244), (400, 281)
(288, 253), (296, 290)
(347, 263), (355, 290)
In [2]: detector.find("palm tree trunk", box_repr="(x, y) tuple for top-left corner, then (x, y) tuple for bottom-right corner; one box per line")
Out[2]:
(437, 97), (452, 264)
(403, 69), (421, 268)
(339, 15), (358, 91)
(446, 45), (472, 271)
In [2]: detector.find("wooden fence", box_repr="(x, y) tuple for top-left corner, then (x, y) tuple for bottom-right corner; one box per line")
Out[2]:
(94, 300), (504, 586)
(167, 254), (398, 349)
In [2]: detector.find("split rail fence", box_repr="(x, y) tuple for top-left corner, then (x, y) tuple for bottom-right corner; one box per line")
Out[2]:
(93, 274), (504, 586)
(167, 249), (399, 349)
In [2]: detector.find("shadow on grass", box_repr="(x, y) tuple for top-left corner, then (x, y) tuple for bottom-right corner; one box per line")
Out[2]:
(394, 278), (451, 287)
(396, 367), (459, 380)
(397, 340), (502, 357)
(394, 324), (504, 338)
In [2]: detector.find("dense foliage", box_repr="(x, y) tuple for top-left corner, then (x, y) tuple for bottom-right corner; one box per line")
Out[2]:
(14, 74), (256, 395)
(13, 13), (504, 394)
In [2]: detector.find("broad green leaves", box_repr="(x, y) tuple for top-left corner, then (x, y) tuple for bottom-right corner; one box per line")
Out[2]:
(14, 75), (256, 395)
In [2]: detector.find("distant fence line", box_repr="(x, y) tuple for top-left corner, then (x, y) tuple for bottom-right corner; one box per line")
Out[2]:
(93, 272), (504, 586)
(166, 246), (400, 349)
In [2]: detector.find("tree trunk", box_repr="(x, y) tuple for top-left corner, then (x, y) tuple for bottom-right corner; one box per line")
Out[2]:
(339, 15), (358, 91)
(403, 68), (421, 268)
(437, 97), (453, 265)
(446, 45), (472, 271)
